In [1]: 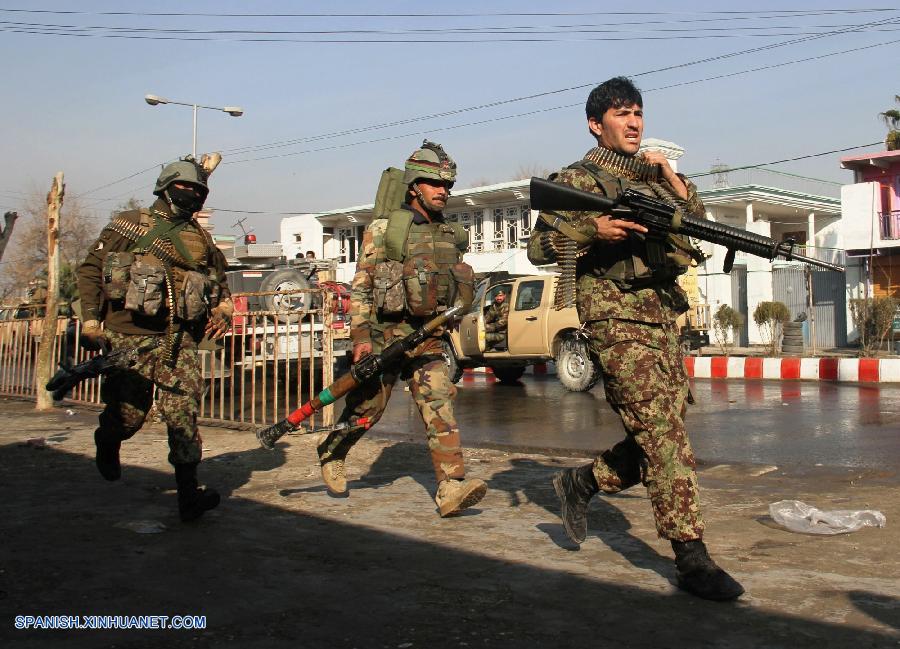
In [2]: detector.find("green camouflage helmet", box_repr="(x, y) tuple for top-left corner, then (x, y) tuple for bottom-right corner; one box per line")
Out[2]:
(403, 140), (457, 186)
(153, 155), (210, 197)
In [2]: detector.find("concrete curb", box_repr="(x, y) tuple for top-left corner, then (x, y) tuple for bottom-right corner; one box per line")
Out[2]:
(685, 356), (900, 383)
(464, 358), (900, 383)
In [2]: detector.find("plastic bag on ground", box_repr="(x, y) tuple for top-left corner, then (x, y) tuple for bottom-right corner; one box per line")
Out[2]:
(769, 499), (886, 535)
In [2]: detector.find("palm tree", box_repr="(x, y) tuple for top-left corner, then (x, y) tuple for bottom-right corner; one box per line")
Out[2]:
(880, 95), (900, 151)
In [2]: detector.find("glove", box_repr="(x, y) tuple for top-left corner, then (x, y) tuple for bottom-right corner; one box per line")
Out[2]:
(80, 320), (110, 352)
(204, 302), (233, 340)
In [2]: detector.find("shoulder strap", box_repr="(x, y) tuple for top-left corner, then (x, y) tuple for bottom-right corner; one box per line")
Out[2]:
(567, 160), (623, 197)
(383, 208), (413, 262)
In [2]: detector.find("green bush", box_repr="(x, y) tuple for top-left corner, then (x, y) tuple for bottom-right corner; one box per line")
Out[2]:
(753, 301), (790, 356)
(850, 296), (898, 357)
(712, 304), (744, 357)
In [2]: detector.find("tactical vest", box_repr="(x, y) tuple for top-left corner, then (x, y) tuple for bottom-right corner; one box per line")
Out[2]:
(567, 160), (693, 289)
(372, 208), (473, 317)
(105, 208), (218, 320)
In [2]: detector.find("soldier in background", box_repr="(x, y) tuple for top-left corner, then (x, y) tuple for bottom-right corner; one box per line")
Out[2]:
(528, 77), (744, 601)
(76, 154), (233, 522)
(483, 287), (509, 351)
(315, 140), (487, 517)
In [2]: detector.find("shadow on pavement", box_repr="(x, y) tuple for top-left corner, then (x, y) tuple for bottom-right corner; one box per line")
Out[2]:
(1, 441), (897, 649)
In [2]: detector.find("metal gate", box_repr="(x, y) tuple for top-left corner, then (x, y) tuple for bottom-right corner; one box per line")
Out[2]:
(772, 266), (847, 349)
(0, 288), (338, 429)
(730, 265), (749, 346)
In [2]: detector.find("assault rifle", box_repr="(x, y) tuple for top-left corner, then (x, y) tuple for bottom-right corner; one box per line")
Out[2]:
(256, 304), (463, 449)
(529, 177), (844, 273)
(45, 348), (138, 401)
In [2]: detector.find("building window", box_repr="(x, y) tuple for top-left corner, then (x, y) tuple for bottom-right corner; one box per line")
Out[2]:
(293, 233), (303, 243)
(337, 227), (357, 264)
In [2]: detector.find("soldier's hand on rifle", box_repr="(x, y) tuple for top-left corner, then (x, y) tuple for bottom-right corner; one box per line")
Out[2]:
(205, 305), (232, 340)
(80, 320), (110, 353)
(592, 215), (648, 243)
(353, 341), (373, 363)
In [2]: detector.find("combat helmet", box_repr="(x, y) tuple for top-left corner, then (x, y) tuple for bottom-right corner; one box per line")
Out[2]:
(153, 155), (211, 198)
(403, 140), (457, 186)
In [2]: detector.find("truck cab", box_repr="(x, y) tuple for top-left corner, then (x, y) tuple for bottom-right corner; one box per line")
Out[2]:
(446, 274), (602, 391)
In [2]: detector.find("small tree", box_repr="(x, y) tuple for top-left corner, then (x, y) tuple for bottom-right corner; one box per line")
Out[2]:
(850, 296), (898, 357)
(713, 304), (744, 357)
(880, 94), (900, 151)
(753, 301), (790, 356)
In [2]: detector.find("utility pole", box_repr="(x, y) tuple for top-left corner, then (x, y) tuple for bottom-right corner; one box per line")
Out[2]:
(0, 211), (18, 262)
(35, 173), (64, 410)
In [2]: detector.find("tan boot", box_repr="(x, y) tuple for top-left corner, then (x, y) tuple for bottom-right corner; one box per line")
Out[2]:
(435, 478), (487, 517)
(316, 434), (348, 497)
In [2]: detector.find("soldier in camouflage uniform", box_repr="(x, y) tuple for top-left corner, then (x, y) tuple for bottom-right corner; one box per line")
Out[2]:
(315, 141), (487, 517)
(483, 287), (509, 350)
(528, 77), (744, 601)
(76, 154), (233, 522)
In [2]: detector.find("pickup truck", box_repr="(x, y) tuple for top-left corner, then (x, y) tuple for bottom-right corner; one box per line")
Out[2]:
(443, 274), (602, 392)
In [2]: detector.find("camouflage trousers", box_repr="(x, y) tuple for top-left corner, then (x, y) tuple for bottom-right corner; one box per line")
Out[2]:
(319, 328), (466, 483)
(585, 318), (704, 541)
(96, 331), (204, 466)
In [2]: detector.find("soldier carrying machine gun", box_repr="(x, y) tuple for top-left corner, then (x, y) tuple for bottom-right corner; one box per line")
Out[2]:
(529, 176), (844, 276)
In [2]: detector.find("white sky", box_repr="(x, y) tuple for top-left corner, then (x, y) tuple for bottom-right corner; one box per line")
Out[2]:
(1, 0), (897, 242)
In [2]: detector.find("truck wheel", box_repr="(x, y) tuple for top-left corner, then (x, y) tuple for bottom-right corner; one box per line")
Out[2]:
(260, 269), (310, 323)
(556, 336), (601, 392)
(490, 366), (526, 384)
(441, 339), (463, 384)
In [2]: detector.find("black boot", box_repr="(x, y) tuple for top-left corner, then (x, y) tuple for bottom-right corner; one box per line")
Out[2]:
(174, 463), (220, 522)
(552, 463), (599, 544)
(672, 539), (745, 601)
(94, 430), (121, 481)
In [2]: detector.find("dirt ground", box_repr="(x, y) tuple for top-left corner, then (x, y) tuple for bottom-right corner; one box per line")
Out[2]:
(1, 396), (898, 648)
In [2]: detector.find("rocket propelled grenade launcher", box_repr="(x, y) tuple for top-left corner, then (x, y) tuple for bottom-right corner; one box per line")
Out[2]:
(529, 177), (844, 273)
(256, 305), (463, 449)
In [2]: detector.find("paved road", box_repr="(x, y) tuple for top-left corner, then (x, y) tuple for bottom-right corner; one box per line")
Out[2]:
(373, 375), (900, 470)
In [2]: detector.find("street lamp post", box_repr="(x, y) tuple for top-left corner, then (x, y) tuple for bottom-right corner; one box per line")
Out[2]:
(145, 94), (243, 157)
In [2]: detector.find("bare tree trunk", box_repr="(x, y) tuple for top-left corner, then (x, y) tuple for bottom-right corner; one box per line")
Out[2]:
(0, 211), (17, 262)
(36, 173), (64, 411)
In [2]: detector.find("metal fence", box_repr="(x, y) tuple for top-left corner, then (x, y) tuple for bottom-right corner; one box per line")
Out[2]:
(0, 288), (339, 429)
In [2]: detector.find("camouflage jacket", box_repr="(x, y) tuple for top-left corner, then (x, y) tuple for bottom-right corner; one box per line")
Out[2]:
(484, 301), (509, 333)
(528, 153), (704, 324)
(77, 198), (230, 336)
(350, 205), (463, 345)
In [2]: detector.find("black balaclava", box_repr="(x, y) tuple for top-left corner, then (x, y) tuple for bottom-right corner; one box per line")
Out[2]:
(164, 183), (207, 218)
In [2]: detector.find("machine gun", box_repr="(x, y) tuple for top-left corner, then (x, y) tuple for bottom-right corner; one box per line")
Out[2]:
(256, 304), (463, 449)
(45, 348), (138, 401)
(529, 177), (844, 273)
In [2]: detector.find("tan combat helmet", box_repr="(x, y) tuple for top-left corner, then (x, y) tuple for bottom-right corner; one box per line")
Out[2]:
(403, 140), (457, 186)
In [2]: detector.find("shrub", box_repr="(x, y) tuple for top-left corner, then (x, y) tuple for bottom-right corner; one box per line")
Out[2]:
(753, 301), (790, 356)
(712, 304), (744, 357)
(850, 296), (898, 357)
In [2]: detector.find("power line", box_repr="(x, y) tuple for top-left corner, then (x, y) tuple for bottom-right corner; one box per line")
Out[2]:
(685, 142), (882, 177)
(0, 8), (894, 18)
(68, 18), (900, 198)
(225, 36), (900, 159)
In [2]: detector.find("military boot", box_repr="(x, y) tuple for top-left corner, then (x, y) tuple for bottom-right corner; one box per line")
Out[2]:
(552, 463), (599, 544)
(434, 478), (487, 517)
(671, 539), (745, 601)
(94, 429), (121, 482)
(316, 434), (349, 497)
(174, 463), (221, 522)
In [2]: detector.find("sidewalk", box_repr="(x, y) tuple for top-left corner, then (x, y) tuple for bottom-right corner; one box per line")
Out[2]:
(2, 397), (898, 648)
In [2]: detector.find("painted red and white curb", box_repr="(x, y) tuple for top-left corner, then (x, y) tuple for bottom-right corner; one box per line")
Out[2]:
(684, 356), (900, 383)
(462, 358), (900, 383)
